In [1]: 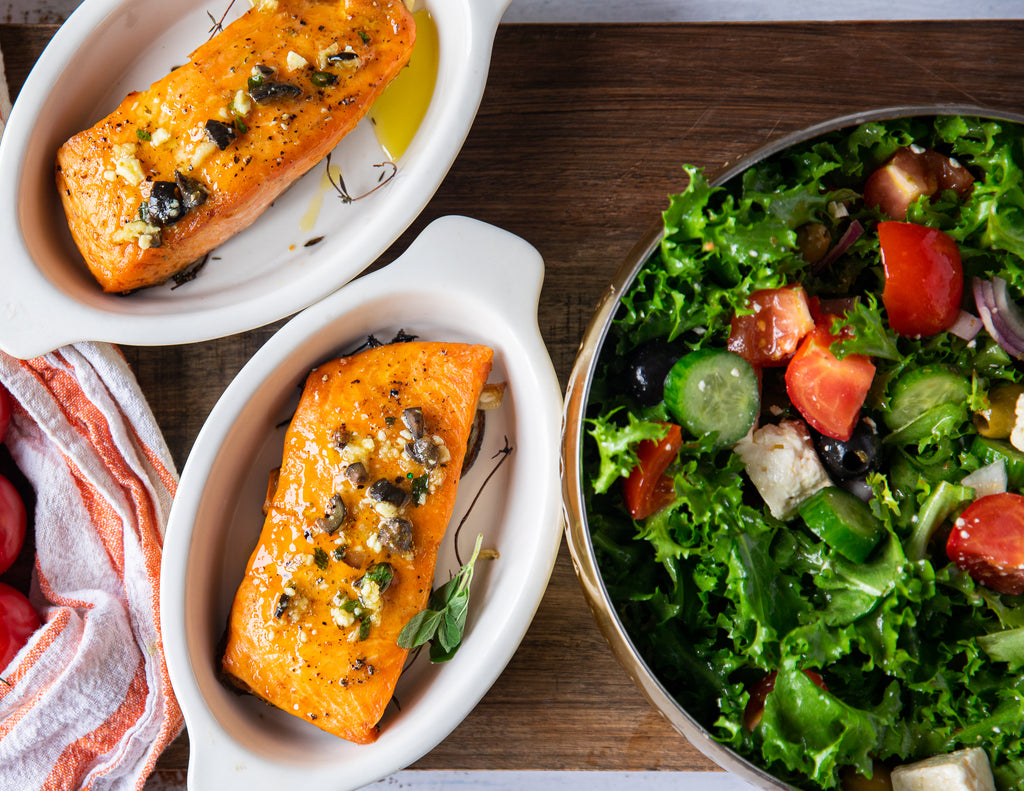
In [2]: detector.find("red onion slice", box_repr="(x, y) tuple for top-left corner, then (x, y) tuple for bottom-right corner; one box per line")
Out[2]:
(972, 277), (1024, 359)
(948, 310), (982, 341)
(812, 219), (864, 274)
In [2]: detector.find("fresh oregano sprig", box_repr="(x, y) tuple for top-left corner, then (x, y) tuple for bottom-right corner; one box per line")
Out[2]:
(397, 533), (483, 662)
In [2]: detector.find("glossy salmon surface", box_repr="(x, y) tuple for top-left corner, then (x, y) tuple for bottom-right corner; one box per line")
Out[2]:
(56, 0), (415, 292)
(222, 341), (494, 743)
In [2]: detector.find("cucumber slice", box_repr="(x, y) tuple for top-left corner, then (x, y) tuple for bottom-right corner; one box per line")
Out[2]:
(798, 486), (884, 563)
(884, 365), (970, 431)
(883, 402), (966, 446)
(663, 349), (759, 448)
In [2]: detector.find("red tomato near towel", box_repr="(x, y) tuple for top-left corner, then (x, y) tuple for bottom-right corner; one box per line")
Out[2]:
(0, 581), (40, 670)
(0, 474), (27, 576)
(0, 385), (10, 444)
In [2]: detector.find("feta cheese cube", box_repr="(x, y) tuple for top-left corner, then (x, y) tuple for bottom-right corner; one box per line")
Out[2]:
(733, 420), (831, 520)
(891, 747), (996, 791)
(1009, 392), (1024, 452)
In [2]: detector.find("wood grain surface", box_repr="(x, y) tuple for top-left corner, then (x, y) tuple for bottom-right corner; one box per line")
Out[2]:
(4, 17), (1024, 782)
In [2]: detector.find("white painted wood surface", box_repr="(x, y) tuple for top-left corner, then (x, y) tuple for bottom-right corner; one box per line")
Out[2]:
(3, 0), (1024, 23)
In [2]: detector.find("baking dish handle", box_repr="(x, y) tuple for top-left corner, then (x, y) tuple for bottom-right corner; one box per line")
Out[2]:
(384, 214), (545, 333)
(469, 0), (511, 33)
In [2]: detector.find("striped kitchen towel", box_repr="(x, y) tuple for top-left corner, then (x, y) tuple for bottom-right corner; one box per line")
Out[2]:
(0, 36), (10, 137)
(0, 343), (182, 791)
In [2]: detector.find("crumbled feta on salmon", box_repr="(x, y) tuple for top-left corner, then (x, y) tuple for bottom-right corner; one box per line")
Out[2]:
(891, 747), (996, 791)
(733, 420), (831, 520)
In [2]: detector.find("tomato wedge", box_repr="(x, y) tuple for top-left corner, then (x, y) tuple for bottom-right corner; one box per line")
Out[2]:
(622, 423), (682, 520)
(0, 581), (40, 671)
(784, 323), (875, 442)
(879, 221), (963, 337)
(947, 492), (1024, 595)
(727, 285), (815, 367)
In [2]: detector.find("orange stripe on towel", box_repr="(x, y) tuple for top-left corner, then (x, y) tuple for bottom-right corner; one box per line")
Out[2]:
(42, 658), (150, 791)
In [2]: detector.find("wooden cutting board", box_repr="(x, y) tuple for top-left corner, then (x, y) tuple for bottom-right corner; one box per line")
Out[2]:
(3, 18), (1024, 783)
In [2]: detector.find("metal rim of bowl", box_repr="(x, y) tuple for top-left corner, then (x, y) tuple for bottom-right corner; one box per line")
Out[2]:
(560, 103), (1024, 790)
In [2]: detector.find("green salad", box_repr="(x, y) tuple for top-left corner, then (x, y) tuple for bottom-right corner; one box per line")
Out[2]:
(584, 115), (1024, 790)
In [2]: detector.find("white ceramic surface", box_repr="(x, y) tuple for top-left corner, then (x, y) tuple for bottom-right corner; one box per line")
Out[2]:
(160, 215), (564, 791)
(0, 0), (509, 359)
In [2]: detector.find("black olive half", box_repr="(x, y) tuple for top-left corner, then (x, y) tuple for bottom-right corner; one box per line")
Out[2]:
(248, 81), (303, 104)
(625, 341), (682, 406)
(147, 181), (185, 225)
(345, 462), (368, 486)
(401, 407), (425, 440)
(377, 518), (413, 554)
(812, 417), (881, 481)
(174, 170), (208, 211)
(406, 437), (439, 468)
(204, 119), (237, 150)
(274, 592), (292, 619)
(315, 492), (346, 535)
(368, 479), (409, 507)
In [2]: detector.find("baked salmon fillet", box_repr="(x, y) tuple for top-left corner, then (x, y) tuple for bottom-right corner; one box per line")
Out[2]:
(221, 341), (494, 743)
(55, 0), (415, 293)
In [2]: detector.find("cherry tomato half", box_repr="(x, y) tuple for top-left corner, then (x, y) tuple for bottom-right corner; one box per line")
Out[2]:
(879, 221), (963, 338)
(727, 285), (816, 368)
(864, 146), (974, 220)
(0, 385), (10, 444)
(622, 423), (683, 520)
(0, 581), (40, 671)
(947, 492), (1024, 595)
(0, 474), (26, 576)
(785, 323), (876, 442)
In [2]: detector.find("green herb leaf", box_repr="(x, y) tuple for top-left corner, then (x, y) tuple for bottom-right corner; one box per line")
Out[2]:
(357, 30), (371, 43)
(397, 534), (484, 661)
(136, 128), (152, 142)
(828, 293), (901, 361)
(412, 473), (429, 505)
(587, 409), (670, 494)
(361, 562), (394, 590)
(310, 70), (338, 88)
(313, 547), (330, 570)
(399, 608), (444, 646)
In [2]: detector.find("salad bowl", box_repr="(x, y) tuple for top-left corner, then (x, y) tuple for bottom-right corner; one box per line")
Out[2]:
(0, 0), (510, 358)
(563, 105), (1024, 791)
(160, 215), (563, 791)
